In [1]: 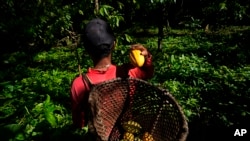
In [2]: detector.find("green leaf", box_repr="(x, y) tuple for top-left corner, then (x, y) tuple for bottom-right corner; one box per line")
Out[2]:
(45, 94), (51, 104)
(193, 80), (196, 86)
(115, 16), (119, 27)
(104, 8), (108, 16)
(78, 10), (84, 15)
(32, 103), (43, 113)
(15, 132), (25, 140)
(121, 50), (125, 55)
(44, 111), (57, 128)
(170, 54), (175, 63)
(117, 1), (124, 9)
(43, 95), (57, 127)
(3, 124), (22, 133)
(99, 7), (104, 16)
(125, 34), (132, 43)
(219, 2), (227, 10)
(185, 110), (192, 117)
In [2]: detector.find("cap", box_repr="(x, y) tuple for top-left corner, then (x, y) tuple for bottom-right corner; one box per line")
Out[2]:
(84, 18), (115, 47)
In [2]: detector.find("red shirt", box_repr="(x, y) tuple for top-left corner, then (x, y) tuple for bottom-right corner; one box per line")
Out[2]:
(70, 56), (153, 128)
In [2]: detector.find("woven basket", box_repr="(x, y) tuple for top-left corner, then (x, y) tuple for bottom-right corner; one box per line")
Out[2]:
(88, 78), (188, 141)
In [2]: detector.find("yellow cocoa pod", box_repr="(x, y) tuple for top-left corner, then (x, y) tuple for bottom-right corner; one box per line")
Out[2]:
(122, 120), (142, 134)
(142, 132), (154, 141)
(134, 137), (143, 141)
(129, 49), (145, 67)
(123, 132), (135, 141)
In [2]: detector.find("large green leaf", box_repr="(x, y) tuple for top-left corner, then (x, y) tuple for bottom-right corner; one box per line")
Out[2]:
(43, 95), (57, 128)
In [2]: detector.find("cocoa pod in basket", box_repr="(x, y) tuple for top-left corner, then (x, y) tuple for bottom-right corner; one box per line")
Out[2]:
(122, 120), (142, 134)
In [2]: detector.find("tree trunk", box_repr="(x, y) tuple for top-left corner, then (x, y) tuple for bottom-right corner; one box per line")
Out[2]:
(95, 0), (99, 15)
(157, 5), (165, 51)
(158, 24), (163, 51)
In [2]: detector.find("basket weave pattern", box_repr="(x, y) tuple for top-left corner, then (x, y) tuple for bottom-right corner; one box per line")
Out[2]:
(88, 78), (188, 141)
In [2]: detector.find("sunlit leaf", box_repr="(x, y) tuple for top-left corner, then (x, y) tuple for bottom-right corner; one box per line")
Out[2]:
(32, 103), (43, 113)
(125, 34), (132, 43)
(15, 132), (25, 140)
(79, 10), (84, 15)
(219, 2), (227, 10)
(44, 111), (57, 128)
(117, 1), (124, 9)
(170, 54), (175, 63)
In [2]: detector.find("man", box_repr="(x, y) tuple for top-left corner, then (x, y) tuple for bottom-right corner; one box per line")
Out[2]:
(70, 18), (154, 129)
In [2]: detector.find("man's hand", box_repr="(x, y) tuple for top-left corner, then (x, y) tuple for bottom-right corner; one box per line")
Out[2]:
(130, 44), (151, 58)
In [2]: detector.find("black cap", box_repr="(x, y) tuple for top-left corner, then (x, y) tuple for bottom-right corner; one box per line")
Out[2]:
(84, 18), (115, 47)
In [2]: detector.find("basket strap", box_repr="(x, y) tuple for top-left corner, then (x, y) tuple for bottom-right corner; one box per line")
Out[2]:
(82, 74), (93, 90)
(81, 74), (96, 138)
(116, 64), (130, 79)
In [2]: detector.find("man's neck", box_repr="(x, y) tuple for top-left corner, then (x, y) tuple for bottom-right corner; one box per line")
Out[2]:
(92, 55), (112, 70)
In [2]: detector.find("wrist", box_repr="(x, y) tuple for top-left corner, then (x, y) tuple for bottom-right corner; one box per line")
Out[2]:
(145, 52), (152, 59)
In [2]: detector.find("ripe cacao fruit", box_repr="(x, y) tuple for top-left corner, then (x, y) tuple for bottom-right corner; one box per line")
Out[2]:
(122, 120), (142, 134)
(129, 49), (145, 67)
(123, 132), (135, 141)
(142, 132), (154, 141)
(134, 137), (143, 141)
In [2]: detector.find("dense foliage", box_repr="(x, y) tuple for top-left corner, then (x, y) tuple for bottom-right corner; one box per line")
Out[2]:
(1, 0), (250, 53)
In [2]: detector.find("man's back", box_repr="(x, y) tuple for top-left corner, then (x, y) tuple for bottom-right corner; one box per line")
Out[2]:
(71, 62), (153, 128)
